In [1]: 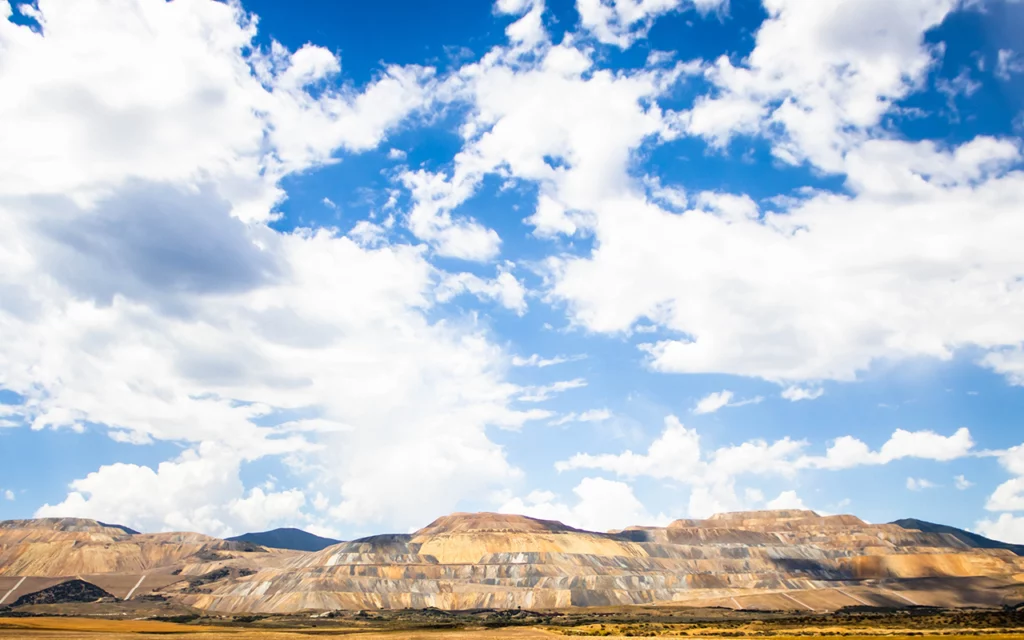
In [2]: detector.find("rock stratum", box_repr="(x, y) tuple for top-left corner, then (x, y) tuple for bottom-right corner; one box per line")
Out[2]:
(2, 511), (1023, 614)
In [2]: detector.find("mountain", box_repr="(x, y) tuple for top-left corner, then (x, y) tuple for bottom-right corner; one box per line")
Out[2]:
(2, 511), (1023, 614)
(186, 510), (1024, 613)
(891, 518), (1024, 556)
(226, 527), (341, 552)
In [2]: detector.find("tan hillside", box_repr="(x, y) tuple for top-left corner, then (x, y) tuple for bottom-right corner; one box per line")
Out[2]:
(2, 511), (1022, 613)
(0, 516), (298, 605)
(180, 510), (1024, 613)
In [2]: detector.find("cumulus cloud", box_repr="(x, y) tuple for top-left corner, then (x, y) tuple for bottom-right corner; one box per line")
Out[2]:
(436, 265), (529, 315)
(432, 0), (1019, 388)
(556, 417), (980, 518)
(802, 428), (975, 470)
(985, 443), (1024, 517)
(36, 443), (305, 535)
(498, 477), (670, 531)
(1, 0), (548, 535)
(683, 0), (958, 171)
(766, 490), (808, 510)
(576, 0), (725, 48)
(3, 489), (13, 501)
(975, 513), (1024, 544)
(955, 475), (973, 490)
(987, 477), (1024, 512)
(7, 0), (1024, 538)
(555, 415), (807, 517)
(551, 136), (1024, 383)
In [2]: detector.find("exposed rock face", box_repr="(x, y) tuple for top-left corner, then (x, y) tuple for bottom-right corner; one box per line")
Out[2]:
(0, 517), (290, 579)
(183, 510), (1024, 613)
(2, 511), (1022, 614)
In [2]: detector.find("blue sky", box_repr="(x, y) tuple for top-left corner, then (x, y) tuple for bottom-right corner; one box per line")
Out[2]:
(1, 0), (1024, 542)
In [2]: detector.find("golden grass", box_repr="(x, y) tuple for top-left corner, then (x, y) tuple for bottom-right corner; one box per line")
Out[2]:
(0, 615), (241, 633)
(0, 617), (557, 638)
(0, 619), (1021, 640)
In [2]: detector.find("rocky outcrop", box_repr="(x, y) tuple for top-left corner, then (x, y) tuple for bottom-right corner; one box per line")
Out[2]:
(183, 510), (1024, 613)
(0, 518), (289, 578)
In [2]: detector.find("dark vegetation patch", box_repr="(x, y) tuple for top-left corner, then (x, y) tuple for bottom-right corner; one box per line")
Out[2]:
(149, 613), (202, 623)
(183, 568), (232, 592)
(11, 580), (115, 606)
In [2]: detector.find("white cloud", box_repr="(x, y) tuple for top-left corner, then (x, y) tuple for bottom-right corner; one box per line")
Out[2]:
(955, 474), (973, 490)
(549, 408), (612, 426)
(996, 49), (1024, 81)
(518, 378), (588, 402)
(3, 489), (13, 501)
(0, 0), (550, 535)
(397, 36), (696, 253)
(556, 415), (704, 481)
(906, 477), (938, 491)
(802, 428), (974, 470)
(477, 2), (1021, 389)
(986, 477), (1024, 512)
(1001, 444), (1024, 477)
(975, 513), (1024, 544)
(400, 169), (503, 261)
(576, 0), (725, 48)
(766, 490), (808, 510)
(36, 443), (304, 536)
(983, 348), (1024, 387)
(988, 446), (1024, 515)
(387, 148), (408, 161)
(0, 0), (436, 220)
(556, 415), (807, 517)
(692, 390), (763, 414)
(551, 135), (1024, 384)
(782, 386), (825, 402)
(692, 390), (732, 414)
(436, 266), (529, 314)
(498, 477), (669, 531)
(512, 353), (586, 367)
(556, 417), (982, 517)
(348, 220), (389, 247)
(683, 0), (958, 172)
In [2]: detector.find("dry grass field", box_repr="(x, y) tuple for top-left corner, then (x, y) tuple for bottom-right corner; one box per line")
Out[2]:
(2, 617), (556, 638)
(3, 617), (1024, 640)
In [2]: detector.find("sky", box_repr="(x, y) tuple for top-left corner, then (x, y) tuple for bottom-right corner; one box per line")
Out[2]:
(1, 0), (1024, 543)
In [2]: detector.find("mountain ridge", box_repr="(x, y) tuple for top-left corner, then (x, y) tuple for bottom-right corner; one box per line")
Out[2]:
(226, 527), (341, 552)
(2, 510), (1022, 614)
(890, 517), (1024, 556)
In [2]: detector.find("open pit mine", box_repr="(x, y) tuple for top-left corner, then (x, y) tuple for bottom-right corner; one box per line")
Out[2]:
(1, 510), (1022, 614)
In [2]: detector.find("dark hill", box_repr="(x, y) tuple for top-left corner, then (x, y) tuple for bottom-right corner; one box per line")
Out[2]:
(891, 518), (1024, 556)
(226, 527), (341, 552)
(98, 521), (139, 535)
(12, 579), (115, 606)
